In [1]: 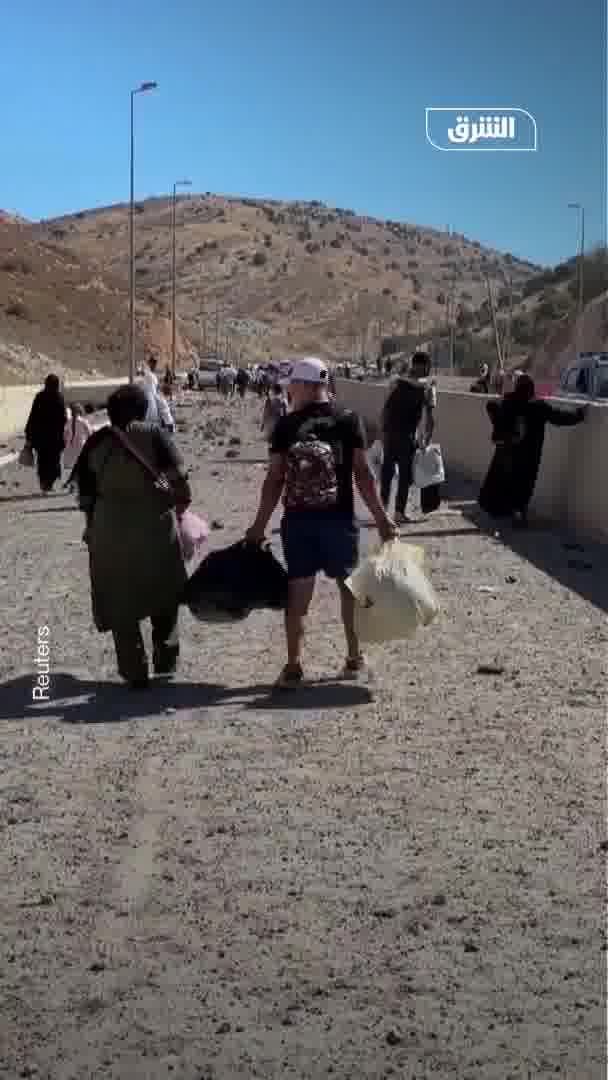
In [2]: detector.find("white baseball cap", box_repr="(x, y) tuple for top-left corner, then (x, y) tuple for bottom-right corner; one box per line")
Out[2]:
(288, 357), (329, 384)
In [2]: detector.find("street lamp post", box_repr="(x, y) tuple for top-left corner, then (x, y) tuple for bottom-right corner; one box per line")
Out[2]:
(171, 179), (192, 375)
(568, 202), (585, 319)
(129, 81), (157, 383)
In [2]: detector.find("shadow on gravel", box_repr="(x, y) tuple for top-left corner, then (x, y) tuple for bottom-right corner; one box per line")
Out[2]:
(207, 458), (268, 466)
(446, 473), (608, 615)
(0, 672), (370, 723)
(0, 491), (64, 503)
(21, 505), (78, 514)
(245, 681), (373, 711)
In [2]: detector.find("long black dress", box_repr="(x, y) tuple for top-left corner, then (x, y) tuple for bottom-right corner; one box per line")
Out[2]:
(479, 396), (585, 518)
(25, 387), (67, 492)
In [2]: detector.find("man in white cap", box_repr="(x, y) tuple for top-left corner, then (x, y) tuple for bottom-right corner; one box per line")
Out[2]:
(246, 356), (395, 689)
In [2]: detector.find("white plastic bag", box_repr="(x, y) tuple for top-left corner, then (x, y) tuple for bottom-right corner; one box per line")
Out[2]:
(345, 540), (439, 644)
(413, 444), (445, 489)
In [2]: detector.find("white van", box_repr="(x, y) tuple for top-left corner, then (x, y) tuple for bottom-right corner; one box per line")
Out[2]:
(559, 353), (608, 400)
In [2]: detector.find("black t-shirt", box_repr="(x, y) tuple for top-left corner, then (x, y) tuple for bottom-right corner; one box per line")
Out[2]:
(271, 402), (365, 519)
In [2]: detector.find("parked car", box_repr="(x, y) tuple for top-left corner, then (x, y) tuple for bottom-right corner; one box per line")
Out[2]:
(559, 353), (608, 399)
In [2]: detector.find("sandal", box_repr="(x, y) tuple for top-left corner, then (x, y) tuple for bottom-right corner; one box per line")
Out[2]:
(274, 663), (304, 691)
(342, 655), (366, 679)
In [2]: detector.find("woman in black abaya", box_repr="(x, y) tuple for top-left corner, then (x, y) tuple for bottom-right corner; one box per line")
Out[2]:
(479, 374), (586, 527)
(24, 374), (68, 492)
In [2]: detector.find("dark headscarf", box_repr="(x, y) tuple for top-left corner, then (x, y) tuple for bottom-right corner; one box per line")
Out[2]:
(44, 373), (61, 394)
(67, 384), (149, 490)
(488, 374), (536, 444)
(512, 374), (535, 403)
(106, 384), (148, 430)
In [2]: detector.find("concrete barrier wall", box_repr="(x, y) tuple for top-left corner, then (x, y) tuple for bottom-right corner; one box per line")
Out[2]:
(0, 379), (127, 439)
(0, 385), (38, 441)
(335, 378), (608, 542)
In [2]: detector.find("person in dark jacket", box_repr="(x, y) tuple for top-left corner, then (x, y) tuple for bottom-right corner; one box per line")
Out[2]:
(24, 374), (67, 492)
(380, 351), (436, 525)
(479, 373), (587, 527)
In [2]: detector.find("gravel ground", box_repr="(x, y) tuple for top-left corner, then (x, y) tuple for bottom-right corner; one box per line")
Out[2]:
(0, 392), (606, 1080)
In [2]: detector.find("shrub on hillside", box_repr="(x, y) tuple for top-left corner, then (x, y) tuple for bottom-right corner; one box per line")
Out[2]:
(1, 257), (31, 275)
(456, 304), (474, 328)
(535, 291), (568, 321)
(511, 314), (537, 345)
(568, 247), (608, 305)
(6, 300), (28, 319)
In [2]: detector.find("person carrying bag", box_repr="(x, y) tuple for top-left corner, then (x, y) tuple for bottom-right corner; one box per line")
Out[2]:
(73, 385), (197, 688)
(111, 426), (208, 561)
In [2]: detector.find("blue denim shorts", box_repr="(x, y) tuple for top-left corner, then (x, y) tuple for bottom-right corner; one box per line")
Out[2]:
(281, 513), (359, 581)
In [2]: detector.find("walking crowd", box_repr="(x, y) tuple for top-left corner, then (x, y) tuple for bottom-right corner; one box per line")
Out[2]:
(20, 352), (587, 688)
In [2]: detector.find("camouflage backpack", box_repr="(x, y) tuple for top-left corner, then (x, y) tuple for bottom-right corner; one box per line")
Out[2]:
(284, 419), (340, 511)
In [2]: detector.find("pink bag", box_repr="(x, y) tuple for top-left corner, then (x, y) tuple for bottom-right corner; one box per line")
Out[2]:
(110, 426), (208, 560)
(176, 509), (209, 561)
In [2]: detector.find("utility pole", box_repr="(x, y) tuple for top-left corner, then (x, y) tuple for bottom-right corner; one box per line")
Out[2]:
(199, 303), (205, 358)
(485, 275), (504, 375)
(199, 256), (206, 358)
(447, 267), (458, 372)
(503, 274), (514, 367)
(129, 81), (157, 382)
(568, 203), (585, 320)
(171, 179), (192, 375)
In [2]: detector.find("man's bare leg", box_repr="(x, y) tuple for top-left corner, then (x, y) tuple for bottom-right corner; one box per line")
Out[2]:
(283, 577), (315, 674)
(338, 581), (363, 669)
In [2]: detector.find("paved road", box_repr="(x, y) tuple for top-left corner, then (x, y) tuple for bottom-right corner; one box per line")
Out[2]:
(1, 395), (605, 1079)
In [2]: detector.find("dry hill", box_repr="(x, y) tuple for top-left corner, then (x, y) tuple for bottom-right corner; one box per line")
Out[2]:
(0, 219), (192, 384)
(8, 192), (601, 385)
(31, 193), (540, 367)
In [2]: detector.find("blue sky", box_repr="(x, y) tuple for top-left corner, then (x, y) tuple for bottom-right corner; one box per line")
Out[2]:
(1, 0), (605, 266)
